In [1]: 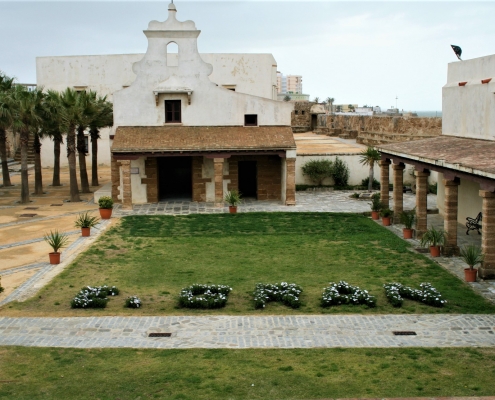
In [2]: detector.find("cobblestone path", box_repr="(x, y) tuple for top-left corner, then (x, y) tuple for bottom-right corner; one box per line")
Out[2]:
(0, 315), (494, 349)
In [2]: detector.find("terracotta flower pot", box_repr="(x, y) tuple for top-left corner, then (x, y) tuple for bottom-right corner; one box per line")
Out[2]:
(429, 245), (441, 257)
(403, 228), (413, 239)
(382, 216), (391, 226)
(49, 252), (61, 265)
(229, 206), (237, 214)
(464, 268), (478, 282)
(99, 208), (112, 219)
(371, 211), (379, 220)
(81, 227), (90, 237)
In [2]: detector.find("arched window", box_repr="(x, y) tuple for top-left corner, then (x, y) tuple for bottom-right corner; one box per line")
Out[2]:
(167, 42), (179, 67)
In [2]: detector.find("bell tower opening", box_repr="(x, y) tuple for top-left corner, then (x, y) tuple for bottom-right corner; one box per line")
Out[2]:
(167, 42), (179, 67)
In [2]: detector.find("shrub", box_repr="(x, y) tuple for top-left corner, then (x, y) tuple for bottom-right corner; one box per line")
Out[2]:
(302, 160), (333, 186)
(321, 281), (376, 308)
(125, 295), (142, 308)
(331, 157), (350, 187)
(224, 190), (242, 206)
(428, 183), (437, 194)
(400, 209), (415, 229)
(0, 276), (4, 294)
(98, 196), (114, 209)
(253, 282), (302, 309)
(370, 193), (382, 212)
(361, 177), (380, 189)
(44, 230), (70, 253)
(71, 285), (120, 309)
(383, 282), (446, 308)
(74, 212), (99, 229)
(178, 284), (232, 309)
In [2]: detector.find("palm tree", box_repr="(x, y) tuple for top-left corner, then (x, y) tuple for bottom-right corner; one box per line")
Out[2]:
(31, 89), (46, 195)
(59, 88), (81, 202)
(359, 147), (381, 192)
(0, 72), (15, 187)
(75, 91), (95, 193)
(313, 97), (320, 104)
(42, 90), (65, 186)
(88, 93), (113, 186)
(11, 85), (43, 203)
(325, 97), (334, 113)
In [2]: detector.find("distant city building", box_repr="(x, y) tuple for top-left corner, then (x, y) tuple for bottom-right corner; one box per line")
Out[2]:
(276, 72), (309, 101)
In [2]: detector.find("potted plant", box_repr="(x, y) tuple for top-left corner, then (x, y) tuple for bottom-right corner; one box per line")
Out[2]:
(98, 196), (114, 219)
(369, 193), (382, 220)
(420, 226), (447, 257)
(380, 208), (393, 226)
(44, 230), (70, 264)
(460, 245), (484, 282)
(74, 212), (99, 237)
(400, 209), (415, 239)
(224, 190), (242, 214)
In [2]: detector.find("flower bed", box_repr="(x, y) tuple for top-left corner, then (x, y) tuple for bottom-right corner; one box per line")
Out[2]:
(253, 282), (302, 309)
(71, 285), (120, 309)
(321, 281), (376, 308)
(178, 284), (232, 309)
(383, 282), (446, 307)
(125, 295), (142, 308)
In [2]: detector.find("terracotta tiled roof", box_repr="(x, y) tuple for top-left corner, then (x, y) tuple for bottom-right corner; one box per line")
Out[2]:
(112, 126), (296, 153)
(378, 135), (495, 177)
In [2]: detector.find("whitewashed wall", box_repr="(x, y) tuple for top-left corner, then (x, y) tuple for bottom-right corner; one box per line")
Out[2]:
(437, 175), (482, 224)
(442, 54), (495, 141)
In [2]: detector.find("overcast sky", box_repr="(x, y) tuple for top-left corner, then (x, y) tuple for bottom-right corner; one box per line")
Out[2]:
(1, 1), (494, 111)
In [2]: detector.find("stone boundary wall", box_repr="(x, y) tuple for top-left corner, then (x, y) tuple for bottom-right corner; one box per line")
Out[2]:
(329, 115), (442, 135)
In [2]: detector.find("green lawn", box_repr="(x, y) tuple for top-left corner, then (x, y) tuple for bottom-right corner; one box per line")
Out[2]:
(1, 346), (495, 399)
(3, 212), (494, 316)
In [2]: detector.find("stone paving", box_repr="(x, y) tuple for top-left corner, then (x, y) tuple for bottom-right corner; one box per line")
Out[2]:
(0, 315), (494, 349)
(114, 191), (438, 216)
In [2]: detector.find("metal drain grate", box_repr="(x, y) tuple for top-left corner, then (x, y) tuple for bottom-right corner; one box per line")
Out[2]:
(19, 214), (37, 218)
(393, 331), (417, 336)
(148, 333), (172, 338)
(24, 207), (39, 210)
(51, 204), (63, 206)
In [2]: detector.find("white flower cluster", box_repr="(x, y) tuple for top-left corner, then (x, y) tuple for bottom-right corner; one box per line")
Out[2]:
(71, 285), (120, 309)
(384, 282), (446, 307)
(178, 284), (232, 309)
(321, 281), (376, 308)
(253, 282), (303, 309)
(125, 295), (142, 308)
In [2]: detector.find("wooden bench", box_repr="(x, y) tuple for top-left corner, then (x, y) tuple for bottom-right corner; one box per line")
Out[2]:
(466, 212), (482, 235)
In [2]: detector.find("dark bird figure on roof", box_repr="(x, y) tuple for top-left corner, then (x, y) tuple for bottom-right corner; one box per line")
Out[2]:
(451, 45), (462, 61)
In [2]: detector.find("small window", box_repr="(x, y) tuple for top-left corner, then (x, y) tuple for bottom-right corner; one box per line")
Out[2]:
(302, 110), (305, 115)
(295, 110), (299, 115)
(244, 114), (258, 126)
(165, 100), (181, 123)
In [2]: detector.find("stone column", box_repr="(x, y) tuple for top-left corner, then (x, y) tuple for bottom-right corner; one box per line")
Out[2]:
(111, 156), (120, 201)
(214, 158), (224, 207)
(443, 179), (460, 256)
(379, 159), (391, 209)
(479, 190), (495, 279)
(392, 163), (405, 224)
(285, 158), (296, 206)
(119, 160), (133, 210)
(415, 170), (430, 238)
